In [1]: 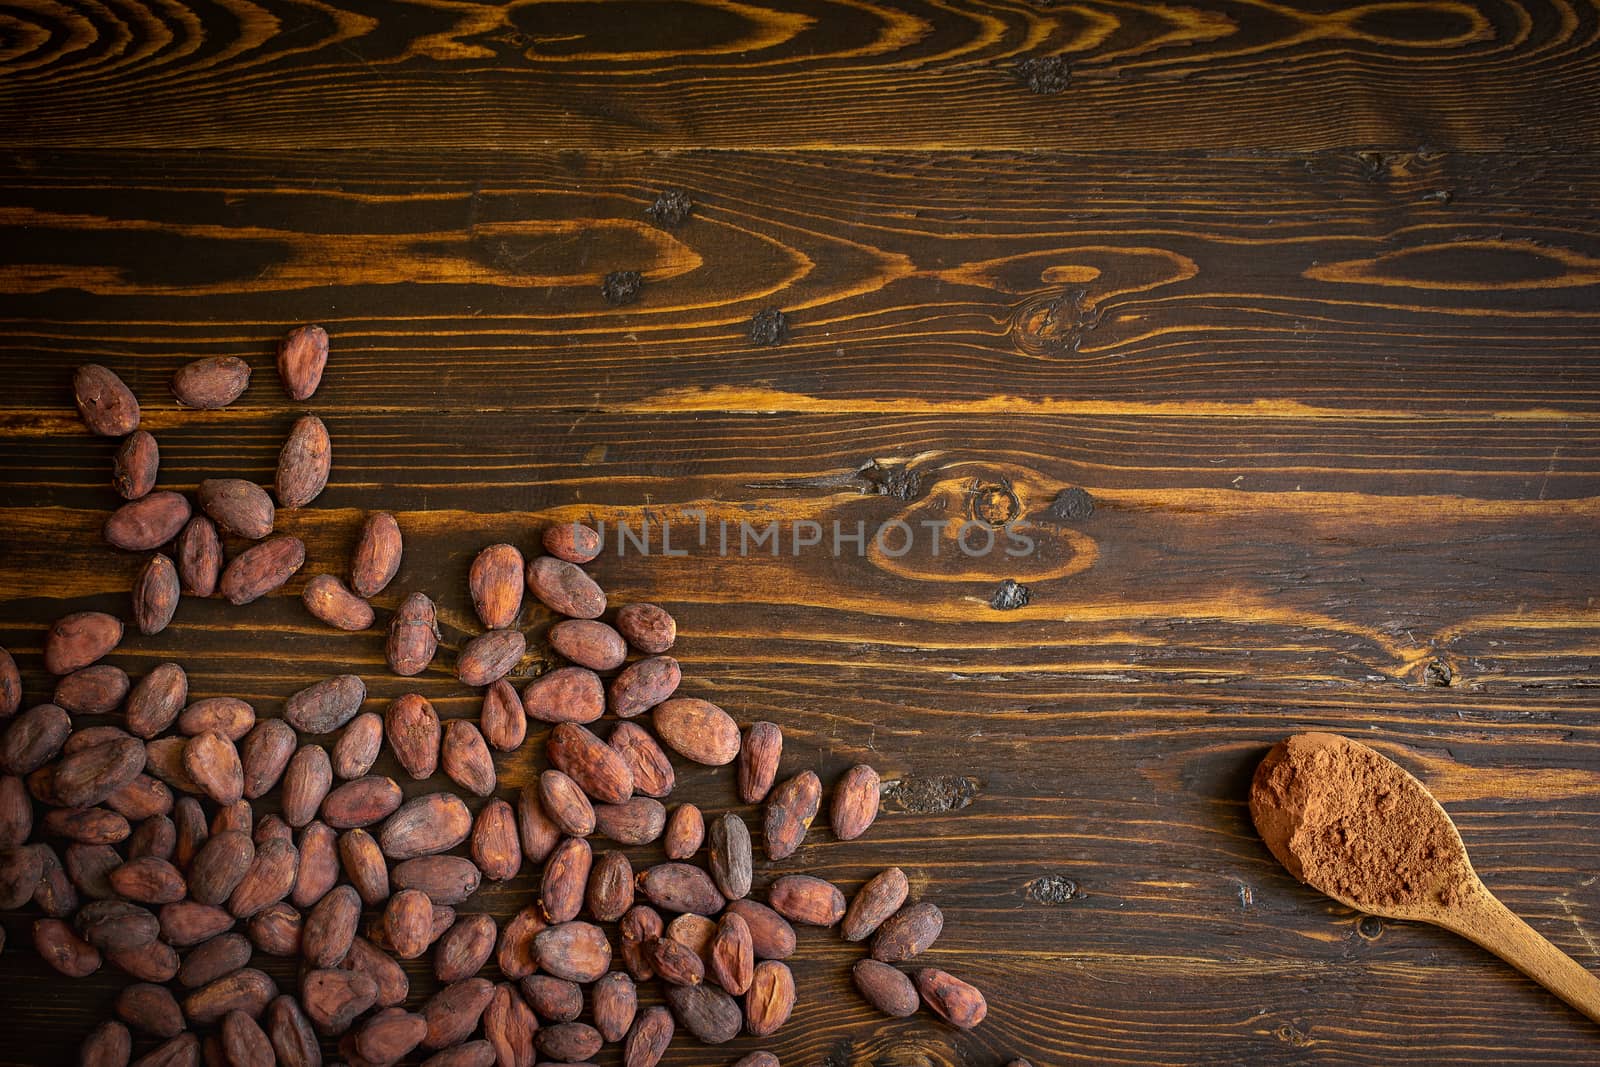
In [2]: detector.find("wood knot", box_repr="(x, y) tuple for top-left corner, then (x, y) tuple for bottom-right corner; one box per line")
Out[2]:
(1013, 289), (1102, 355)
(1014, 55), (1071, 95)
(645, 189), (693, 227)
(1356, 915), (1385, 940)
(989, 579), (1030, 611)
(749, 307), (789, 346)
(1423, 659), (1453, 687)
(1045, 487), (1094, 522)
(856, 459), (924, 501)
(970, 480), (1021, 527)
(601, 270), (643, 306)
(881, 775), (979, 814)
(1024, 873), (1080, 904)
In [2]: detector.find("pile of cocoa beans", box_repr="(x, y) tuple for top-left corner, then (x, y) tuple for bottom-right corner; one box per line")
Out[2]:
(0, 328), (1014, 1066)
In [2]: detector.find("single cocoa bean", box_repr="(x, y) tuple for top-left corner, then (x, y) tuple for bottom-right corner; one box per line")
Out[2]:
(423, 978), (496, 1048)
(873, 901), (944, 961)
(246, 902), (301, 955)
(175, 516), (223, 596)
(914, 967), (987, 1029)
(116, 982), (185, 1038)
(622, 1006), (674, 1067)
(540, 835), (592, 923)
(106, 492), (192, 552)
(342, 934), (410, 1007)
(220, 536), (305, 604)
(653, 697), (740, 766)
(54, 664), (131, 714)
(332, 711), (383, 778)
(469, 544), (524, 630)
(546, 721), (632, 803)
(441, 719), (495, 797)
(74, 363), (140, 436)
(277, 325), (328, 401)
(593, 970), (637, 1042)
(549, 619), (626, 670)
(843, 866), (909, 941)
(667, 912), (716, 965)
(131, 554), (180, 635)
(179, 697), (255, 740)
(593, 796), (666, 845)
(608, 655), (680, 718)
(131, 1034), (199, 1067)
(56, 736), (146, 807)
(392, 854), (481, 905)
(178, 932), (252, 988)
(538, 770), (594, 837)
(497, 905), (545, 979)
(228, 837), (298, 918)
(114, 430), (160, 500)
(619, 904), (664, 980)
(2, 703), (71, 774)
(832, 762), (881, 841)
(536, 1022), (602, 1063)
(44, 805), (130, 845)
(434, 915), (497, 983)
(542, 522), (601, 564)
(35, 916), (102, 977)
(109, 939), (181, 984)
(106, 773), (173, 821)
(282, 745), (334, 826)
(456, 629), (525, 688)
(384, 693), (439, 779)
(220, 1010), (274, 1067)
(646, 935), (704, 986)
(264, 995), (320, 1067)
(709, 911), (754, 995)
(515, 783), (561, 863)
(520, 666), (604, 724)
(240, 718), (296, 799)
(198, 478), (275, 540)
(44, 610), (123, 675)
(482, 984), (536, 1067)
(663, 803), (704, 860)
(291, 821), (339, 906)
(275, 414), (331, 508)
(183, 731), (244, 806)
(525, 555), (605, 618)
(0, 647), (19, 719)
(172, 796), (207, 869)
(587, 849), (634, 921)
(81, 1021), (131, 1067)
(470, 798), (520, 882)
(339, 828), (389, 905)
(109, 856), (186, 903)
(285, 674), (366, 734)
(77, 899), (159, 951)
(254, 812), (292, 844)
(424, 1041), (494, 1067)
(301, 967), (378, 1035)
(159, 900), (235, 946)
(33, 841), (78, 916)
(384, 888), (433, 959)
(350, 511), (402, 597)
(769, 874), (845, 927)
(609, 720), (674, 797)
(172, 356), (251, 409)
(853, 958), (918, 1017)
(145, 737), (201, 794)
(744, 959), (795, 1037)
(304, 884), (362, 967)
(764, 770), (820, 861)
(322, 775), (403, 829)
(0, 774), (30, 846)
(479, 679), (526, 752)
(723, 899), (797, 960)
(379, 792), (471, 859)
(533, 920), (611, 983)
(519, 974), (581, 1022)
(637, 862), (725, 916)
(664, 983), (741, 1044)
(708, 812), (753, 900)
(615, 602), (675, 654)
(302, 574), (373, 631)
(386, 591), (439, 677)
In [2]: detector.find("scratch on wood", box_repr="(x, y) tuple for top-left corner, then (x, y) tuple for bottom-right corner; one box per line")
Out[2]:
(745, 456), (931, 500)
(880, 774), (979, 814)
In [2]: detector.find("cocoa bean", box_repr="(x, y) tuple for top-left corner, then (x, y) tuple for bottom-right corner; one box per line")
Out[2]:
(723, 899), (796, 960)
(339, 828), (389, 905)
(350, 511), (402, 597)
(733, 1054), (780, 1067)
(763, 771), (820, 861)
(0, 648), (18, 719)
(593, 970), (637, 1042)
(304, 884), (362, 967)
(520, 666), (603, 724)
(2, 703), (71, 774)
(183, 731), (244, 806)
(515, 783), (561, 863)
(470, 798), (520, 882)
(386, 592), (438, 676)
(708, 813), (753, 901)
(546, 721), (632, 803)
(27, 764), (59, 805)
(646, 935), (704, 986)
(178, 932), (252, 988)
(44, 610), (123, 675)
(132, 1034), (199, 1067)
(424, 1041), (494, 1067)
(179, 698), (255, 740)
(542, 522), (602, 564)
(480, 679), (526, 752)
(54, 664), (131, 714)
(264, 995), (320, 1067)
(384, 693), (439, 779)
(709, 911), (754, 995)
(175, 517), (223, 596)
(534, 920), (611, 983)
(609, 720), (674, 797)
(44, 805), (130, 845)
(663, 803), (704, 860)
(664, 983), (741, 1044)
(424, 978), (496, 1048)
(109, 936), (179, 982)
(106, 492), (192, 552)
(220, 536), (305, 604)
(277, 325), (328, 401)
(392, 854), (482, 905)
(666, 912), (715, 965)
(441, 719), (496, 797)
(525, 555), (605, 619)
(914, 967), (987, 1029)
(842, 866), (909, 941)
(435, 915), (497, 983)
(172, 356), (251, 409)
(220, 1010), (274, 1067)
(62, 725), (130, 756)
(608, 655), (680, 718)
(109, 856), (186, 903)
(496, 905), (545, 979)
(276, 414), (331, 508)
(769, 874), (844, 927)
(332, 712), (383, 779)
(853, 958), (918, 1017)
(619, 904), (664, 980)
(355, 1008), (426, 1065)
(56, 736), (146, 807)
(80, 1021), (131, 1067)
(744, 959), (795, 1037)
(872, 900), (943, 961)
(282, 745), (334, 826)
(832, 762), (881, 841)
(285, 674), (366, 734)
(469, 544), (524, 630)
(228, 837), (298, 917)
(172, 796), (207, 869)
(74, 364), (140, 436)
(622, 1006), (674, 1067)
(65, 843), (120, 900)
(34, 841), (78, 916)
(302, 574), (373, 631)
(114, 982), (185, 1038)
(482, 984), (537, 1067)
(380, 792), (471, 859)
(106, 773), (173, 821)
(593, 796), (666, 845)
(199, 478), (275, 540)
(160, 900), (235, 946)
(34, 916), (101, 977)
(548, 619), (627, 671)
(254, 812), (292, 844)
(241, 718), (296, 799)
(301, 968), (378, 1035)
(638, 862), (725, 916)
(456, 629), (526, 688)
(519, 974), (581, 1022)
(145, 737), (201, 795)
(615, 602), (675, 654)
(342, 934), (410, 1007)
(653, 697), (740, 766)
(587, 849), (633, 922)
(246, 902), (301, 955)
(537, 770), (594, 837)
(131, 554), (181, 635)
(536, 1022), (602, 1063)
(0, 774), (29, 846)
(540, 835), (592, 923)
(114, 430), (160, 500)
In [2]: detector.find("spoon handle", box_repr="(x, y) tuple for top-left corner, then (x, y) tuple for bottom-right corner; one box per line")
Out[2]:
(1443, 890), (1600, 1025)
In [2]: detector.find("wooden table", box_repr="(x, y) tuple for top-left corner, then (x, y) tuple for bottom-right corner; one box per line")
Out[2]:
(2, 1), (1598, 1063)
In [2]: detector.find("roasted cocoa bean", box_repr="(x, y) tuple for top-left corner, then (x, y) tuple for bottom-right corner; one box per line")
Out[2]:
(542, 522), (602, 564)
(44, 610), (123, 675)
(608, 720), (674, 797)
(228, 837), (298, 918)
(538, 770), (595, 837)
(744, 959), (795, 1037)
(183, 731), (244, 806)
(132, 554), (181, 635)
(832, 762), (881, 841)
(435, 915), (497, 983)
(872, 900), (944, 961)
(622, 1006), (674, 1067)
(469, 544), (524, 630)
(769, 874), (844, 927)
(708, 812), (753, 900)
(332, 711), (383, 779)
(172, 356), (251, 409)
(853, 958), (918, 1017)
(914, 967), (987, 1029)
(546, 722), (632, 803)
(520, 666), (604, 724)
(110, 939), (182, 984)
(540, 836), (592, 923)
(144, 737), (201, 795)
(709, 911), (754, 995)
(424, 1041), (494, 1067)
(496, 905), (545, 979)
(220, 1010), (274, 1067)
(44, 805), (130, 845)
(198, 478), (275, 540)
(106, 492), (192, 552)
(515, 783), (561, 864)
(482, 984), (537, 1067)
(456, 629), (526, 688)
(175, 517), (223, 597)
(80, 1021), (131, 1067)
(282, 745), (334, 826)
(277, 325), (328, 401)
(646, 935), (704, 986)
(33, 842), (78, 916)
(220, 536), (305, 605)
(54, 664), (130, 714)
(441, 719), (495, 797)
(350, 511), (402, 597)
(246, 902), (301, 955)
(723, 899), (796, 960)
(608, 655), (680, 718)
(549, 619), (626, 670)
(286, 674), (366, 735)
(56, 736), (146, 808)
(179, 698), (254, 740)
(423, 978), (496, 1049)
(109, 856), (186, 903)
(114, 430), (160, 500)
(593, 796), (666, 845)
(470, 798), (520, 882)
(160, 900), (235, 946)
(75, 364), (140, 436)
(240, 718), (296, 799)
(35, 916), (102, 977)
(0, 774), (30, 846)
(392, 854), (481, 905)
(178, 932), (252, 988)
(534, 920), (611, 983)
(615, 602), (675, 654)
(588, 849), (634, 922)
(342, 934), (410, 1007)
(301, 967), (378, 1035)
(593, 970), (637, 1042)
(479, 679), (526, 752)
(619, 904), (664, 980)
(182, 967), (277, 1025)
(0, 648), (20, 719)
(663, 803), (704, 860)
(638, 862), (725, 917)
(536, 1023), (602, 1063)
(302, 574), (373, 631)
(664, 983), (741, 1044)
(386, 592), (438, 676)
(2, 703), (71, 774)
(380, 792), (471, 859)
(385, 888), (434, 958)
(763, 771), (820, 861)
(519, 974), (581, 1022)
(385, 693), (439, 779)
(842, 866), (909, 941)
(339, 828), (389, 905)
(115, 982), (185, 1038)
(264, 995), (320, 1067)
(275, 414), (331, 508)
(525, 556), (605, 619)
(666, 912), (716, 965)
(172, 796), (207, 869)
(132, 1033), (199, 1067)
(304, 884), (362, 967)
(653, 697), (740, 766)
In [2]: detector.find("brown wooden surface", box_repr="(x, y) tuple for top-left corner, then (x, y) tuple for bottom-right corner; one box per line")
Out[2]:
(2, 0), (1599, 1063)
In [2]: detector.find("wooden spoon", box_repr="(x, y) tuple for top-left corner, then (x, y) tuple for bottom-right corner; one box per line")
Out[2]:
(1250, 731), (1600, 1024)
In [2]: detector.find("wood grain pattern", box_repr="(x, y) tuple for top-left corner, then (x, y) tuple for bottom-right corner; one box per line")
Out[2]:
(1, 0), (1599, 150)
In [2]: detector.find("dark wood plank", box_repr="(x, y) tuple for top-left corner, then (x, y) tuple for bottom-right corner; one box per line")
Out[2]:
(1, 0), (1597, 151)
(3, 150), (1600, 417)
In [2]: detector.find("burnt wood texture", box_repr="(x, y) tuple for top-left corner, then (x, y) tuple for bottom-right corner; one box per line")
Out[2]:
(2, 0), (1599, 1064)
